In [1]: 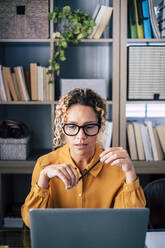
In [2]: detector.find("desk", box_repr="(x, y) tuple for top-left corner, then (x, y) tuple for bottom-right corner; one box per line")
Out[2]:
(0, 229), (165, 248)
(145, 231), (165, 248)
(0, 229), (31, 248)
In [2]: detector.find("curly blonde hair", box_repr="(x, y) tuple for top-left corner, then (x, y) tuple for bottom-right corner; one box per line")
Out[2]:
(53, 88), (107, 148)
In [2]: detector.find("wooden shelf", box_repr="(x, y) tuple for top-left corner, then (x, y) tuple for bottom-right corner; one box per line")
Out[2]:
(0, 149), (51, 174)
(127, 39), (165, 43)
(0, 101), (58, 105)
(126, 101), (165, 104)
(0, 39), (51, 43)
(0, 161), (35, 174)
(0, 100), (112, 105)
(134, 161), (165, 174)
(81, 38), (113, 43)
(1, 160), (165, 174)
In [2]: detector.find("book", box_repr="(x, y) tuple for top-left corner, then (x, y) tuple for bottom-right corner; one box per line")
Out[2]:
(44, 67), (53, 101)
(3, 67), (18, 101)
(88, 4), (102, 39)
(11, 72), (22, 100)
(145, 121), (159, 161)
(14, 67), (25, 100)
(88, 5), (113, 39)
(127, 122), (138, 160)
(37, 66), (44, 101)
(2, 67), (12, 101)
(128, 0), (138, 38)
(25, 71), (31, 99)
(100, 121), (113, 150)
(0, 65), (7, 101)
(134, 0), (144, 38)
(148, 0), (161, 38)
(30, 63), (38, 100)
(45, 68), (50, 101)
(155, 125), (165, 154)
(49, 80), (54, 101)
(142, 0), (152, 38)
(14, 66), (30, 101)
(153, 127), (164, 160)
(93, 6), (113, 39)
(140, 123), (153, 161)
(133, 122), (145, 160)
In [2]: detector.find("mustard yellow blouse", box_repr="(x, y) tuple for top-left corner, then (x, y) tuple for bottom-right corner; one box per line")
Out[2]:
(21, 144), (146, 227)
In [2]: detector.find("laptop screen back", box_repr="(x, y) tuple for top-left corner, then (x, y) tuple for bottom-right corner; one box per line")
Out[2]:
(30, 208), (149, 248)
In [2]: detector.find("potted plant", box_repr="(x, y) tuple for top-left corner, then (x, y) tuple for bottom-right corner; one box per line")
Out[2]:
(47, 6), (95, 83)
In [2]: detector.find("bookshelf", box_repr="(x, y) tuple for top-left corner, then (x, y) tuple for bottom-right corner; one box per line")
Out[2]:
(0, 0), (120, 226)
(120, 0), (165, 172)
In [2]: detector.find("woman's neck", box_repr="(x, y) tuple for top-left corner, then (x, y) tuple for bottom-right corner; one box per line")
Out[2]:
(70, 151), (95, 171)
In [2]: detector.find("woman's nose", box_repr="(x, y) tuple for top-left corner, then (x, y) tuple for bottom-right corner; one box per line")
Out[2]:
(76, 127), (86, 138)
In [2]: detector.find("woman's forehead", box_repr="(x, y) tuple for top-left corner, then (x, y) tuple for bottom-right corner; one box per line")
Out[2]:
(66, 104), (97, 122)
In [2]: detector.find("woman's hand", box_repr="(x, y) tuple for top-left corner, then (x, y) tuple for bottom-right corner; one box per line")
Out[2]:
(38, 164), (79, 190)
(100, 147), (137, 184)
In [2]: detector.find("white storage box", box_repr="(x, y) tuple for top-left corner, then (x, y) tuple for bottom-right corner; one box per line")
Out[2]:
(0, 136), (30, 160)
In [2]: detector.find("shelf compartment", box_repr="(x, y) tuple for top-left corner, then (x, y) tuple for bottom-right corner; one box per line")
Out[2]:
(0, 104), (53, 151)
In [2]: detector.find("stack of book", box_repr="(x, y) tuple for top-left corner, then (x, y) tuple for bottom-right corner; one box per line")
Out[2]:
(128, 0), (160, 38)
(0, 64), (53, 102)
(128, 46), (165, 100)
(88, 5), (113, 39)
(127, 121), (165, 161)
(30, 63), (54, 101)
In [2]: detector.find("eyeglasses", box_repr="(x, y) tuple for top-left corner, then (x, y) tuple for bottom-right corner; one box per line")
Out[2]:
(62, 123), (101, 136)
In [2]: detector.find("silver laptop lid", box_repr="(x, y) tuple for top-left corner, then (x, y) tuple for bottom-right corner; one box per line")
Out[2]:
(30, 208), (149, 248)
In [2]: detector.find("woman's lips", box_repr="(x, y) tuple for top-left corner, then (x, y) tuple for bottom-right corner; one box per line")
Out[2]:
(74, 144), (88, 149)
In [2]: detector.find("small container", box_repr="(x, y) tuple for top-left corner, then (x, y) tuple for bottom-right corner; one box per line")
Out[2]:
(0, 136), (30, 160)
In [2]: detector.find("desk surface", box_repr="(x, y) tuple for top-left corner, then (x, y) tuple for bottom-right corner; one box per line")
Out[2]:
(0, 229), (165, 248)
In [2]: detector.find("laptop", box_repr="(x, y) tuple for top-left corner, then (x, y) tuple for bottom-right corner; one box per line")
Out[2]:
(30, 208), (149, 248)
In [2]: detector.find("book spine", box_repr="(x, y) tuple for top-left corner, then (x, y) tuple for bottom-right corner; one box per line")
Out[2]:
(0, 65), (7, 101)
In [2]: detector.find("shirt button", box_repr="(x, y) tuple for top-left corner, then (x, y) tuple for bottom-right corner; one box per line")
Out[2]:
(78, 193), (82, 197)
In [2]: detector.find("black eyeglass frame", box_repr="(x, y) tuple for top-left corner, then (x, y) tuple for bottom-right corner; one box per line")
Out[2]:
(62, 123), (101, 136)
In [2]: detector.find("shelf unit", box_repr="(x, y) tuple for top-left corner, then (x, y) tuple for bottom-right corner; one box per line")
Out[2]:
(0, 0), (120, 226)
(120, 0), (165, 172)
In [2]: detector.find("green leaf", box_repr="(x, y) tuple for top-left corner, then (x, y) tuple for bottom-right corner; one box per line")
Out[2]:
(61, 41), (68, 48)
(60, 56), (66, 61)
(55, 63), (60, 70)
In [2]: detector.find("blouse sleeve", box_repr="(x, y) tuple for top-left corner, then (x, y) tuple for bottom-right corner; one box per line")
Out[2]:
(113, 178), (146, 208)
(21, 158), (53, 227)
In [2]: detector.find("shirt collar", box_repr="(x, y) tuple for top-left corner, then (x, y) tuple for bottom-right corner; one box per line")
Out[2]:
(62, 143), (104, 178)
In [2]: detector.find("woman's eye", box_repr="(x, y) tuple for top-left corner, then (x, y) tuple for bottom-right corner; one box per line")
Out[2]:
(86, 125), (95, 129)
(68, 125), (76, 129)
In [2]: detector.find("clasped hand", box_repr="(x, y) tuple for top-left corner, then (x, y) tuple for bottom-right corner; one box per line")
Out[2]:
(38, 147), (136, 190)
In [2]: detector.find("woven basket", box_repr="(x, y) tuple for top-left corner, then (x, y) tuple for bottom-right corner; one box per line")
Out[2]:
(0, 0), (49, 39)
(0, 136), (30, 160)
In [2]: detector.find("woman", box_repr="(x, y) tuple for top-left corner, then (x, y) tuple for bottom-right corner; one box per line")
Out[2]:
(21, 88), (146, 227)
